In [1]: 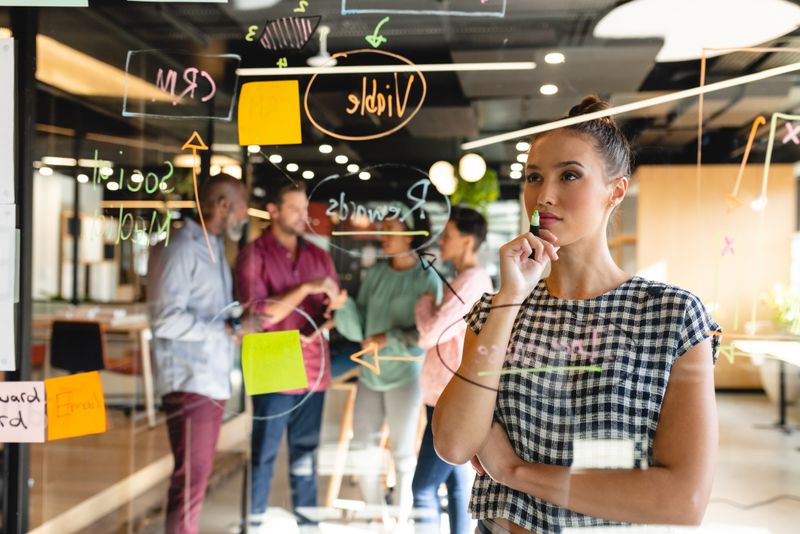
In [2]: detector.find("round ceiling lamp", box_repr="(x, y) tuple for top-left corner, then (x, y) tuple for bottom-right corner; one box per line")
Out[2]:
(429, 160), (457, 195)
(594, 0), (800, 62)
(458, 153), (486, 183)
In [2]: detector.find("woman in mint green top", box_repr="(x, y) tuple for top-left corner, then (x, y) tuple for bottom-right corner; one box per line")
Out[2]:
(335, 215), (442, 525)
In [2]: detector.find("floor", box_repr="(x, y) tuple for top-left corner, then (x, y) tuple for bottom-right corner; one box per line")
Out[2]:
(205, 392), (800, 534)
(24, 391), (800, 533)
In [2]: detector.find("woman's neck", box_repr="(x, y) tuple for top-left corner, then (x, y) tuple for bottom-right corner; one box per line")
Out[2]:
(453, 251), (478, 274)
(390, 253), (417, 271)
(546, 235), (628, 300)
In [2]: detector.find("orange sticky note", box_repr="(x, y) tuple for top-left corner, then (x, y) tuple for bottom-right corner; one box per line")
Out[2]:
(238, 80), (303, 146)
(45, 371), (106, 441)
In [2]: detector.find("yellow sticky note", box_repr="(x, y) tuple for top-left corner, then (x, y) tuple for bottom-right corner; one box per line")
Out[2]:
(242, 330), (308, 395)
(45, 371), (106, 441)
(238, 80), (303, 146)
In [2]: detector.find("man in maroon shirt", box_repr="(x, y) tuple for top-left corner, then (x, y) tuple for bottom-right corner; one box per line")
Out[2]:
(235, 179), (346, 528)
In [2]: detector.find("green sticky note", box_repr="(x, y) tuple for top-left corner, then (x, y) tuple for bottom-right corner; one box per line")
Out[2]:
(241, 330), (308, 395)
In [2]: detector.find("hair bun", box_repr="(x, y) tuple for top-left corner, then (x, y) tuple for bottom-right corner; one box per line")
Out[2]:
(568, 95), (610, 117)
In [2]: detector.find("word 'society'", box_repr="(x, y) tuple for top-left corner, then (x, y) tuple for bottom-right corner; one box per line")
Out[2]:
(123, 50), (241, 120)
(88, 150), (173, 247)
(341, 0), (507, 18)
(304, 49), (427, 141)
(308, 164), (450, 258)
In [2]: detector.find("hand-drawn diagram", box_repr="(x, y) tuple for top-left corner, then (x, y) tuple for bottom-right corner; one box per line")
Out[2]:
(257, 16), (321, 51)
(782, 121), (800, 144)
(181, 131), (216, 263)
(123, 50), (240, 120)
(365, 16), (390, 48)
(306, 164), (450, 258)
(349, 343), (423, 376)
(727, 115), (765, 213)
(304, 49), (427, 141)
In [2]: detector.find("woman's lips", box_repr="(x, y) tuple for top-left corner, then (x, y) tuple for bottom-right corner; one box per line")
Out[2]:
(539, 216), (561, 225)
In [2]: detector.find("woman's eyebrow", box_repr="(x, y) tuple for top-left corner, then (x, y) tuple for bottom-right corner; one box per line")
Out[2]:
(526, 160), (586, 170)
(556, 160), (585, 168)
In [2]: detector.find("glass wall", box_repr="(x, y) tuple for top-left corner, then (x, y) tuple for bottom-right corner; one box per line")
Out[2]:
(1, 2), (799, 534)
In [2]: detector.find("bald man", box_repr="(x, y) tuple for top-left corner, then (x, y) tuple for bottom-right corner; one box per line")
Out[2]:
(148, 174), (249, 534)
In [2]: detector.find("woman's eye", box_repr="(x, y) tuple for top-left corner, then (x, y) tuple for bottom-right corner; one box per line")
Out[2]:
(563, 171), (580, 181)
(525, 173), (542, 183)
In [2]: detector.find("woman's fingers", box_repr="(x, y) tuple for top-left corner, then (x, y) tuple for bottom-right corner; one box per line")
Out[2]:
(541, 240), (560, 262)
(538, 228), (558, 245)
(470, 455), (486, 475)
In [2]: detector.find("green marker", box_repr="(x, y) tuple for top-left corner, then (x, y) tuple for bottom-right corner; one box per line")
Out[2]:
(528, 210), (540, 260)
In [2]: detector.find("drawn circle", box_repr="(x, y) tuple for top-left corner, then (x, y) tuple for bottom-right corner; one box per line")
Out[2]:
(303, 48), (428, 141)
(207, 298), (326, 421)
(306, 163), (451, 258)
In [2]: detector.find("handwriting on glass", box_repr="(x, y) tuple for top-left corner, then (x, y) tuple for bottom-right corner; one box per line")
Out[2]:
(154, 66), (216, 106)
(346, 74), (417, 119)
(326, 178), (431, 224)
(782, 121), (800, 144)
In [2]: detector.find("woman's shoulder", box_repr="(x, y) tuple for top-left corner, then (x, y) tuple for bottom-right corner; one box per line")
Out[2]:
(627, 276), (711, 320)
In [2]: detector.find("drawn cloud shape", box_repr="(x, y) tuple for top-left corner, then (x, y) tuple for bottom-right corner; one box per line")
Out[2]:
(594, 0), (800, 62)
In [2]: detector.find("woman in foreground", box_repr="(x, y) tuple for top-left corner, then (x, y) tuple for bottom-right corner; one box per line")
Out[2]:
(433, 96), (721, 534)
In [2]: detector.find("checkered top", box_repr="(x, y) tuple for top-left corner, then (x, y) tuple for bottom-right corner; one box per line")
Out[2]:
(464, 276), (721, 533)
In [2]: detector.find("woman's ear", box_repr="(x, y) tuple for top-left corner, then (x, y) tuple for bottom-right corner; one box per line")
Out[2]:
(608, 176), (629, 207)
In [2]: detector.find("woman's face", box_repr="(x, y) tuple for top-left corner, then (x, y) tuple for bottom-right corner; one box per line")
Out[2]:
(438, 220), (472, 262)
(380, 218), (414, 256)
(523, 130), (623, 247)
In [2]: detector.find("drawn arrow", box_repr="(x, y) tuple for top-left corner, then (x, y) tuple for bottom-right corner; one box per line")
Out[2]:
(182, 131), (217, 263)
(728, 115), (765, 213)
(364, 16), (390, 48)
(349, 343), (424, 376)
(416, 251), (465, 304)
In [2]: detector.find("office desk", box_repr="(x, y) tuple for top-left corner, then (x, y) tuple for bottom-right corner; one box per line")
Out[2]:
(32, 314), (156, 428)
(731, 339), (800, 433)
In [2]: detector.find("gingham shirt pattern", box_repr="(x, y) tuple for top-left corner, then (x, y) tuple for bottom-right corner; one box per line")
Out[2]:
(464, 276), (721, 533)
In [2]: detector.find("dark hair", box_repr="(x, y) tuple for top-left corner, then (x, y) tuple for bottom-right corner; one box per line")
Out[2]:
(199, 173), (245, 209)
(449, 205), (487, 251)
(264, 177), (306, 206)
(536, 95), (632, 179)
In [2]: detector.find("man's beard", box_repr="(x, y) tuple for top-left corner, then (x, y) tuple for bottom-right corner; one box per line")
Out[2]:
(277, 218), (304, 236)
(225, 218), (247, 241)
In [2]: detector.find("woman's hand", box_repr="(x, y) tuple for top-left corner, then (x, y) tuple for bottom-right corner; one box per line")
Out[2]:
(476, 421), (524, 486)
(497, 229), (559, 300)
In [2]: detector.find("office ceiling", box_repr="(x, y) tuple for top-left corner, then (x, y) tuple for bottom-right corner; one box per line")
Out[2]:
(14, 0), (800, 201)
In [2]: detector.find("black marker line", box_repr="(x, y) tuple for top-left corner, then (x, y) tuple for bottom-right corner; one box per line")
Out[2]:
(259, 149), (298, 188)
(416, 251), (465, 304)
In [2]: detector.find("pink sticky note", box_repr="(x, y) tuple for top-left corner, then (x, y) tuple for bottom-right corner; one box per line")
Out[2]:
(0, 382), (46, 443)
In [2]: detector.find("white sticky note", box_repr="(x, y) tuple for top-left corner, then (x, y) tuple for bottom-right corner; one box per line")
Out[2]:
(0, 39), (13, 205)
(572, 439), (635, 469)
(0, 382), (45, 443)
(0, 206), (15, 371)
